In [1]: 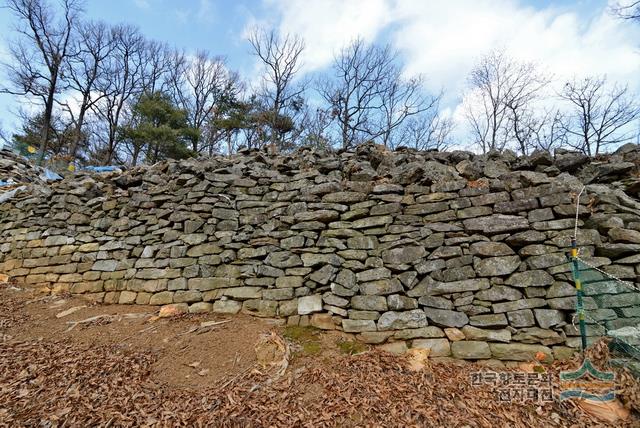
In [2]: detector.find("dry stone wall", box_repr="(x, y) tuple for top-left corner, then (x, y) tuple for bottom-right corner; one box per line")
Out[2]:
(2, 143), (640, 362)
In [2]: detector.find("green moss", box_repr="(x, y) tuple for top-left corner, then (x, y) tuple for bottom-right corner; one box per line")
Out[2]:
(302, 341), (322, 355)
(284, 325), (322, 357)
(336, 339), (366, 355)
(283, 325), (320, 342)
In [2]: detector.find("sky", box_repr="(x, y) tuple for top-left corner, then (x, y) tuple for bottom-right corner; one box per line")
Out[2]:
(0, 0), (639, 147)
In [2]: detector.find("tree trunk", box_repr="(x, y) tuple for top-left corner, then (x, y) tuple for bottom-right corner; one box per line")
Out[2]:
(70, 106), (88, 159)
(38, 75), (58, 165)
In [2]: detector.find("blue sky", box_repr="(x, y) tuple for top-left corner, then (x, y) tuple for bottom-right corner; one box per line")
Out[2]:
(1, 0), (639, 145)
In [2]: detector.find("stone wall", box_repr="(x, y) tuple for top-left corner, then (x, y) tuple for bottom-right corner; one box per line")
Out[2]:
(2, 143), (640, 361)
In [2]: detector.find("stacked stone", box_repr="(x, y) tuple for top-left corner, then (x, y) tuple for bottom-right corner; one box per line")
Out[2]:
(0, 148), (47, 186)
(1, 142), (639, 362)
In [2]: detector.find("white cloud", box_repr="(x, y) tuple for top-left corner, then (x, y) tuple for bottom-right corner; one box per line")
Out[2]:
(262, 0), (395, 73)
(263, 0), (640, 145)
(263, 0), (640, 93)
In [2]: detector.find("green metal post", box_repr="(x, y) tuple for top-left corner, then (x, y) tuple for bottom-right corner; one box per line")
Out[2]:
(570, 237), (587, 353)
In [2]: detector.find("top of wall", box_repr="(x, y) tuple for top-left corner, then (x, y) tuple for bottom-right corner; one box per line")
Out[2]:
(2, 143), (639, 201)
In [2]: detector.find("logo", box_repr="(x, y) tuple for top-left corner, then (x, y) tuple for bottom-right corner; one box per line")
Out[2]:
(559, 359), (615, 402)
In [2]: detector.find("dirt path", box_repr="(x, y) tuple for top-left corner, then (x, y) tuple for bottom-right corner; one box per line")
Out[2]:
(0, 282), (638, 427)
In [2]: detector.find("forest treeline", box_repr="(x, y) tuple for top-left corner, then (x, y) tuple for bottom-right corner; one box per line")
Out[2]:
(1, 0), (639, 167)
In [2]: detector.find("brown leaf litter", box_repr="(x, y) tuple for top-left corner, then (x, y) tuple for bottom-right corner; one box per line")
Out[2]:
(1, 282), (639, 427)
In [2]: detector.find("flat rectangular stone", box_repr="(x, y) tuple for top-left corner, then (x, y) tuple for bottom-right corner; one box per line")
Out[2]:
(492, 298), (547, 313)
(188, 277), (239, 291)
(342, 319), (376, 333)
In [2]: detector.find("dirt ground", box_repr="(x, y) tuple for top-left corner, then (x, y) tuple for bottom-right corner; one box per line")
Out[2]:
(1, 281), (639, 427)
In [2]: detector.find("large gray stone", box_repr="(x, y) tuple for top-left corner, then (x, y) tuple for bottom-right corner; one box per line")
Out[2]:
(469, 242), (514, 256)
(92, 260), (118, 272)
(347, 236), (378, 250)
(335, 269), (356, 288)
(469, 313), (508, 327)
(294, 210), (340, 223)
(418, 295), (454, 310)
(512, 327), (565, 346)
(356, 267), (391, 282)
(301, 253), (343, 267)
(505, 270), (554, 287)
(506, 230), (547, 246)
(507, 309), (535, 327)
(266, 251), (302, 268)
(426, 278), (490, 295)
(424, 308), (469, 327)
(546, 282), (576, 298)
(461, 326), (511, 343)
(224, 287), (262, 300)
(387, 294), (418, 310)
(276, 276), (304, 288)
(188, 277), (238, 291)
(474, 286), (523, 302)
(309, 264), (338, 285)
(351, 295), (388, 311)
(298, 295), (323, 315)
(323, 192), (367, 204)
(533, 309), (566, 329)
(411, 338), (451, 356)
(463, 215), (529, 234)
(359, 278), (403, 295)
(490, 343), (553, 362)
(451, 341), (491, 359)
(600, 293), (640, 308)
(474, 255), (521, 277)
(377, 310), (429, 331)
(547, 296), (597, 310)
(493, 298), (546, 313)
(526, 253), (567, 269)
(352, 215), (393, 229)
(394, 326), (445, 340)
(342, 319), (376, 333)
(381, 246), (427, 264)
(212, 300), (242, 314)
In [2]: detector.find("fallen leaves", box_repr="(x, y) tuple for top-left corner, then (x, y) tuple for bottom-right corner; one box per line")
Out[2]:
(1, 286), (638, 427)
(1, 337), (637, 427)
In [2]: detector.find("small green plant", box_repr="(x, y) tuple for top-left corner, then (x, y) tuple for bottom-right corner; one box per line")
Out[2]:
(336, 339), (366, 355)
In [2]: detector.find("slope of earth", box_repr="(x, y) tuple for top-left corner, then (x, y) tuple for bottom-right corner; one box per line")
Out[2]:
(0, 281), (638, 427)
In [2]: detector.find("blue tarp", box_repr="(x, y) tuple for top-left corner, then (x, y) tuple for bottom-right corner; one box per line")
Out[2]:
(41, 169), (62, 181)
(84, 166), (122, 173)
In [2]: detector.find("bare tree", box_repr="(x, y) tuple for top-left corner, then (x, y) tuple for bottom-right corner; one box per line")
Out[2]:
(2, 0), (83, 164)
(376, 69), (438, 147)
(140, 39), (172, 94)
(248, 27), (305, 148)
(525, 109), (567, 153)
(559, 76), (640, 156)
(611, 1), (640, 20)
(392, 96), (454, 151)
(168, 50), (234, 152)
(464, 49), (549, 154)
(320, 39), (397, 149)
(298, 106), (334, 149)
(62, 20), (114, 160)
(91, 24), (145, 164)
